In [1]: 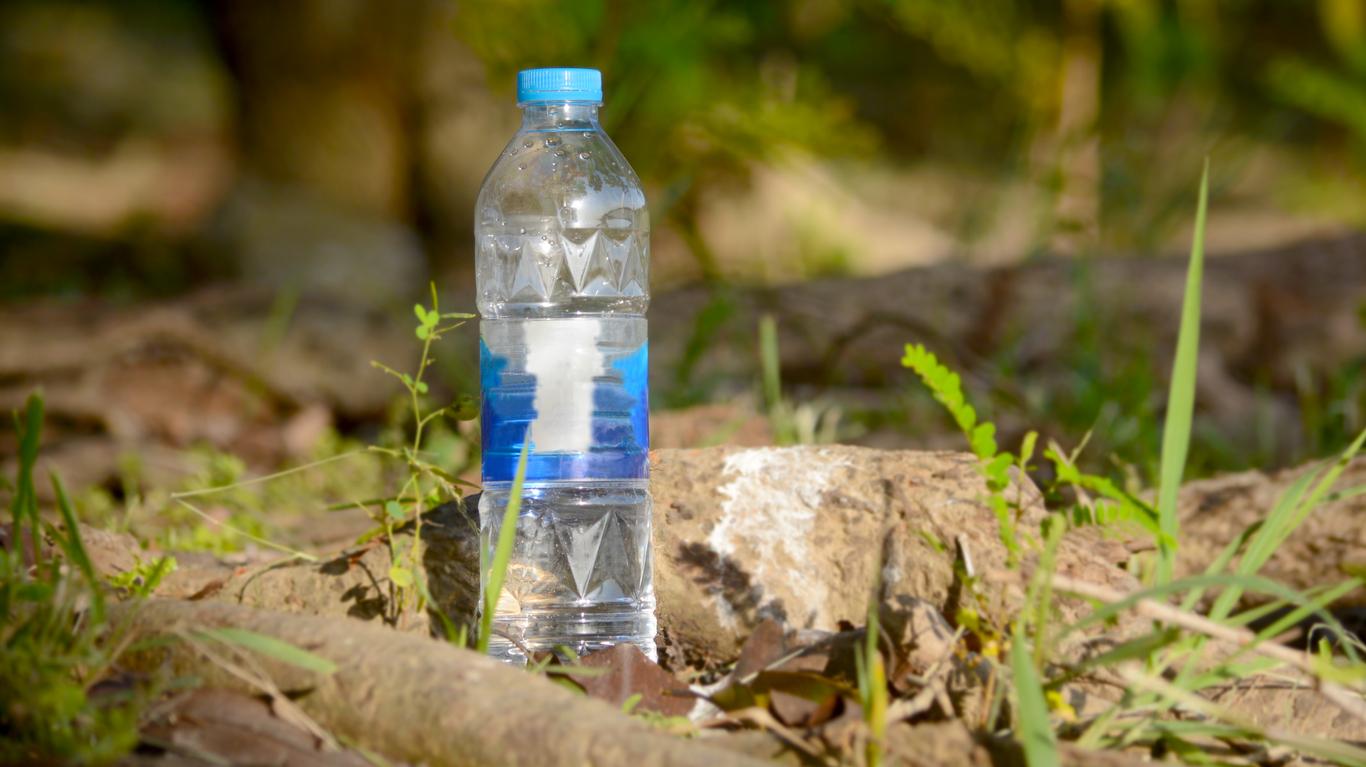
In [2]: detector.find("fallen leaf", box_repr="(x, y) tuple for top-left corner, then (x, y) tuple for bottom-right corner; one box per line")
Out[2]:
(573, 644), (694, 717)
(732, 618), (787, 680)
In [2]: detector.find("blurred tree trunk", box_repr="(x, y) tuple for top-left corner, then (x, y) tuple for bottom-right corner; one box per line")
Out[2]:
(203, 0), (430, 306)
(209, 0), (422, 218)
(1048, 0), (1102, 256)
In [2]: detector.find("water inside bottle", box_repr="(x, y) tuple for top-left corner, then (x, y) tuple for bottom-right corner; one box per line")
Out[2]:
(478, 316), (655, 662)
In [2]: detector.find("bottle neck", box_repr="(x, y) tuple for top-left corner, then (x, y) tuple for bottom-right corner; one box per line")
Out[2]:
(519, 102), (601, 131)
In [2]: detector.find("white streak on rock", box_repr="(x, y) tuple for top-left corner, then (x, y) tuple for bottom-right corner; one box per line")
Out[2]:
(706, 447), (841, 629)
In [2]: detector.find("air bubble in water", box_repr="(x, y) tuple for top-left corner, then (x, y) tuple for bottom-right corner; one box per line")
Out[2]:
(578, 152), (590, 160)
(545, 137), (562, 148)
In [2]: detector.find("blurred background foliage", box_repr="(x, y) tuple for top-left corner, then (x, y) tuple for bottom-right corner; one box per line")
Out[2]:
(2, 0), (1364, 294)
(0, 0), (1363, 489)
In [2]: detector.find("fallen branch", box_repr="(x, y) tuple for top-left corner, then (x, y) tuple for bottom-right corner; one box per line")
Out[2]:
(113, 599), (769, 767)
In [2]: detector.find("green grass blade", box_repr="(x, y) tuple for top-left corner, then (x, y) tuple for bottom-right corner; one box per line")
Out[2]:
(478, 440), (529, 655)
(1326, 483), (1366, 503)
(9, 393), (44, 567)
(50, 474), (105, 622)
(1047, 628), (1182, 689)
(1011, 627), (1060, 767)
(759, 314), (781, 412)
(1178, 512), (1267, 613)
(1246, 579), (1361, 647)
(194, 626), (337, 675)
(1210, 428), (1365, 621)
(1154, 160), (1209, 584)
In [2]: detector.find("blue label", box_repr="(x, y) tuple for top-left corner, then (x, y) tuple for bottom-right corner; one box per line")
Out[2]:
(480, 330), (649, 483)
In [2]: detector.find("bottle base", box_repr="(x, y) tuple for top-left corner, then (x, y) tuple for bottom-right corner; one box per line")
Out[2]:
(482, 603), (658, 664)
(479, 481), (657, 665)
(485, 635), (659, 666)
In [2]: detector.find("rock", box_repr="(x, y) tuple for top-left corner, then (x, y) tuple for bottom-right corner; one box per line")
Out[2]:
(1177, 455), (1366, 607)
(651, 446), (1138, 666)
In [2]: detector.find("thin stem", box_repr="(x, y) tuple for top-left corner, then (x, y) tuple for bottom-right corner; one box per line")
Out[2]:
(169, 451), (366, 500)
(171, 498), (316, 562)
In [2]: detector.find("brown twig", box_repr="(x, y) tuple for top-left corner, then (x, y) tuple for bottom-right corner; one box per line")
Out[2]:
(1051, 574), (1366, 723)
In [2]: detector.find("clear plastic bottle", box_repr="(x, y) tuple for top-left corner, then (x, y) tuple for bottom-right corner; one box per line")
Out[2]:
(474, 68), (655, 663)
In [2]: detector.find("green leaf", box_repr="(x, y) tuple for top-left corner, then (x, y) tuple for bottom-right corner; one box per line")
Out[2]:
(413, 304), (429, 323)
(194, 627), (337, 675)
(1011, 628), (1061, 767)
(1018, 431), (1038, 468)
(970, 422), (998, 461)
(621, 693), (643, 714)
(1154, 159), (1209, 584)
(449, 394), (480, 421)
(354, 524), (387, 546)
(416, 325), (430, 340)
(384, 500), (405, 521)
(415, 381), (429, 394)
(389, 565), (414, 589)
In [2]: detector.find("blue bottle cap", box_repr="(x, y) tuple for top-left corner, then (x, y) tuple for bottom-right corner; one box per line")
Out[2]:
(517, 68), (603, 104)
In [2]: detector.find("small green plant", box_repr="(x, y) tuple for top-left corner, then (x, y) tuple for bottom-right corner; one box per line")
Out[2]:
(901, 342), (1023, 561)
(1, 394), (145, 763)
(903, 162), (1366, 765)
(106, 554), (177, 598)
(368, 285), (477, 618)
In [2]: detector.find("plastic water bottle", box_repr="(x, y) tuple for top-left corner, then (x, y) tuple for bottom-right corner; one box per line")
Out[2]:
(475, 68), (655, 663)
